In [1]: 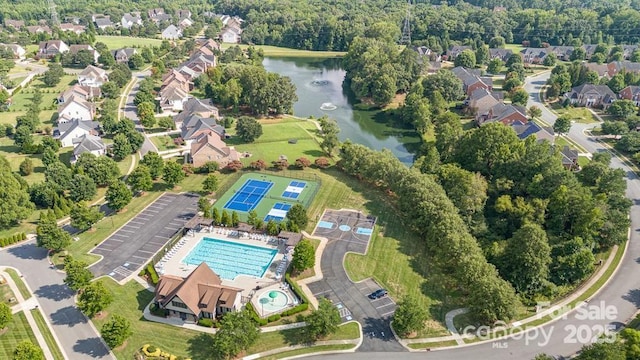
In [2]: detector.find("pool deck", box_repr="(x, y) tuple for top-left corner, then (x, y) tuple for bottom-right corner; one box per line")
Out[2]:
(155, 227), (298, 315)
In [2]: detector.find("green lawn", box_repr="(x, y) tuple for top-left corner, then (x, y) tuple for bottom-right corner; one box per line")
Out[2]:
(4, 269), (31, 300)
(95, 36), (163, 50)
(220, 44), (345, 58)
(94, 279), (359, 360)
(150, 135), (180, 151)
(504, 44), (525, 53)
(0, 311), (39, 359)
(407, 340), (459, 350)
(212, 172), (320, 223)
(30, 309), (64, 360)
(551, 103), (600, 124)
(0, 282), (16, 305)
(229, 117), (324, 166)
(261, 344), (356, 359)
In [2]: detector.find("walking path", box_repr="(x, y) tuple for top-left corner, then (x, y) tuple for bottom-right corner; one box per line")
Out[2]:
(2, 267), (61, 360)
(444, 308), (469, 345)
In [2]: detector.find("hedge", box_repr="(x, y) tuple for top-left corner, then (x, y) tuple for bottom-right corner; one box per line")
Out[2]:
(285, 271), (310, 306)
(141, 344), (191, 360)
(243, 272), (311, 326)
(140, 263), (160, 285)
(197, 318), (217, 328)
(0, 233), (26, 248)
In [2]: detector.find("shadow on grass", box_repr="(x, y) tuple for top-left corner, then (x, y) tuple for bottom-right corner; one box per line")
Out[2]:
(136, 288), (154, 313)
(281, 327), (315, 346)
(187, 333), (216, 360)
(303, 149), (324, 157)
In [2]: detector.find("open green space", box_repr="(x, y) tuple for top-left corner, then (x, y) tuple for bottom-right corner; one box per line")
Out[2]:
(94, 279), (360, 359)
(212, 172), (320, 223)
(504, 44), (525, 53)
(220, 43), (345, 58)
(30, 309), (64, 360)
(407, 340), (459, 349)
(0, 311), (39, 359)
(95, 36), (163, 50)
(150, 135), (180, 151)
(550, 103), (600, 124)
(261, 344), (356, 359)
(4, 269), (31, 300)
(0, 281), (15, 305)
(228, 117), (325, 166)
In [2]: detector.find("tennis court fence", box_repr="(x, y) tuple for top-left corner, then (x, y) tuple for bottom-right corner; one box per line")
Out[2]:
(247, 170), (321, 208)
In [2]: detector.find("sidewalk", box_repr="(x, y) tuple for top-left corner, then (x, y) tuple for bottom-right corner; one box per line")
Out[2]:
(1, 267), (60, 360)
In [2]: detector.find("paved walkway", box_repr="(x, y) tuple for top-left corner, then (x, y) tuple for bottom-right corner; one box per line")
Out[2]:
(2, 267), (60, 360)
(444, 308), (469, 345)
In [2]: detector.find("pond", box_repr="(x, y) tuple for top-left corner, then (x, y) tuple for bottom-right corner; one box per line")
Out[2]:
(263, 57), (421, 164)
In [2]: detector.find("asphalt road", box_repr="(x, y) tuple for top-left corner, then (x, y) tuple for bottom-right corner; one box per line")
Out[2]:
(308, 210), (403, 352)
(310, 72), (640, 359)
(0, 242), (114, 360)
(125, 70), (157, 156)
(89, 193), (198, 282)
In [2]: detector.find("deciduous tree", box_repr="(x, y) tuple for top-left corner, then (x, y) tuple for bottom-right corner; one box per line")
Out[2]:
(162, 161), (185, 187)
(553, 115), (572, 134)
(211, 310), (259, 359)
(127, 165), (153, 193)
(286, 204), (308, 229)
(393, 295), (428, 336)
(63, 256), (93, 292)
(106, 181), (132, 212)
(0, 156), (34, 228)
(305, 298), (341, 340)
(235, 116), (263, 142)
(13, 340), (44, 360)
(78, 280), (113, 318)
(69, 174), (97, 202)
(0, 302), (11, 329)
(501, 223), (552, 294)
(454, 49), (476, 68)
(70, 202), (104, 231)
(202, 174), (219, 193)
(101, 315), (132, 349)
(291, 239), (315, 273)
(140, 152), (164, 180)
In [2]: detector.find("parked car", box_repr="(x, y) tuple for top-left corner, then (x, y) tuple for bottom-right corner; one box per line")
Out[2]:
(368, 289), (388, 299)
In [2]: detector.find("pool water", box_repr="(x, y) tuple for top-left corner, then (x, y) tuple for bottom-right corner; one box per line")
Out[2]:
(257, 290), (290, 314)
(183, 238), (277, 280)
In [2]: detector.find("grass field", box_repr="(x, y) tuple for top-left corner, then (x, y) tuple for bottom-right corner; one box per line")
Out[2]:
(94, 279), (360, 360)
(0, 311), (39, 359)
(0, 281), (16, 305)
(4, 269), (31, 300)
(95, 36), (163, 50)
(150, 135), (180, 151)
(261, 344), (356, 359)
(550, 103), (600, 124)
(212, 172), (320, 223)
(30, 309), (64, 360)
(220, 43), (345, 58)
(229, 117), (324, 166)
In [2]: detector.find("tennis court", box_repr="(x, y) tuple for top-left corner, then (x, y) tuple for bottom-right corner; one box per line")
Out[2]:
(223, 179), (274, 212)
(213, 173), (320, 223)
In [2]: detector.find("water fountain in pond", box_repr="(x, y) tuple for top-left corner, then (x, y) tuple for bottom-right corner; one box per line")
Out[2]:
(320, 102), (337, 111)
(310, 79), (330, 86)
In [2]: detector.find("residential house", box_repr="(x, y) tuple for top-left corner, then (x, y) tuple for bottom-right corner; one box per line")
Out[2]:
(57, 96), (96, 123)
(59, 23), (86, 35)
(607, 61), (640, 77)
(178, 18), (193, 29)
(4, 19), (25, 29)
(178, 52), (217, 80)
(468, 88), (502, 118)
(476, 103), (527, 126)
(451, 67), (493, 97)
(446, 45), (472, 60)
(154, 263), (242, 322)
(159, 84), (190, 112)
(180, 114), (225, 142)
(161, 25), (183, 40)
(190, 133), (239, 167)
(94, 16), (114, 31)
(196, 38), (221, 52)
(0, 43), (26, 59)
(220, 26), (241, 44)
(121, 12), (142, 29)
(619, 85), (640, 106)
(511, 120), (555, 143)
(176, 9), (192, 20)
(54, 119), (101, 147)
(162, 69), (191, 92)
(582, 44), (602, 59)
(111, 48), (137, 63)
(173, 98), (219, 129)
(27, 25), (52, 35)
(413, 46), (441, 62)
(560, 146), (579, 170)
(623, 45), (639, 60)
(148, 8), (171, 23)
(71, 134), (106, 163)
(77, 65), (108, 88)
(70, 44), (100, 64)
(583, 63), (610, 78)
(38, 40), (69, 59)
(58, 85), (101, 104)
(488, 48), (513, 62)
(520, 48), (548, 64)
(565, 84), (616, 108)
(548, 46), (574, 61)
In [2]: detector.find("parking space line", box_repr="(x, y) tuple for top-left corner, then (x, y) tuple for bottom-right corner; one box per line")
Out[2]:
(146, 209), (159, 213)
(313, 289), (332, 296)
(376, 303), (395, 309)
(129, 220), (145, 225)
(119, 229), (135, 233)
(131, 255), (147, 260)
(137, 250), (153, 254)
(380, 310), (396, 317)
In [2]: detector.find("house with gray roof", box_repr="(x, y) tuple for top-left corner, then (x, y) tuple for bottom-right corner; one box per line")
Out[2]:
(619, 85), (640, 105)
(468, 88), (502, 119)
(4, 19), (25, 29)
(0, 43), (26, 59)
(94, 16), (114, 31)
(121, 12), (142, 29)
(148, 8), (171, 23)
(520, 48), (548, 64)
(582, 44), (603, 59)
(476, 103), (527, 126)
(510, 120), (555, 143)
(488, 48), (512, 62)
(162, 25), (183, 40)
(607, 61), (640, 77)
(446, 45), (472, 60)
(54, 119), (101, 147)
(38, 40), (69, 59)
(623, 45), (639, 60)
(560, 146), (579, 170)
(451, 67), (493, 97)
(565, 84), (616, 109)
(71, 134), (106, 163)
(173, 98), (219, 129)
(583, 63), (610, 78)
(548, 46), (574, 61)
(181, 115), (225, 143)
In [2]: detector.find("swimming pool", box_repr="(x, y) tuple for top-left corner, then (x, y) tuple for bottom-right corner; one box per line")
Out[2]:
(183, 238), (277, 280)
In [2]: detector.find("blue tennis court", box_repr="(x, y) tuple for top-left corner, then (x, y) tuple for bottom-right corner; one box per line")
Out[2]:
(282, 181), (307, 199)
(317, 220), (334, 229)
(264, 203), (292, 222)
(224, 179), (273, 212)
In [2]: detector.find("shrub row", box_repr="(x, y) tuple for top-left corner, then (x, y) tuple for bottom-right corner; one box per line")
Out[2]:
(0, 233), (26, 247)
(285, 270), (310, 305)
(197, 318), (218, 328)
(139, 263), (160, 285)
(244, 273), (312, 326)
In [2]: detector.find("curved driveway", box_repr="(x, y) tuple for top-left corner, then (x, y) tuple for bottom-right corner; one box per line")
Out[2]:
(310, 72), (640, 359)
(0, 241), (113, 360)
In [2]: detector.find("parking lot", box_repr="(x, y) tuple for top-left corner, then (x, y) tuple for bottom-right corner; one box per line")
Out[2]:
(88, 193), (199, 282)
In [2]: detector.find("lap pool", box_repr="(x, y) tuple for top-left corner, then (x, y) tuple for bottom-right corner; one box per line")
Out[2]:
(183, 237), (277, 280)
